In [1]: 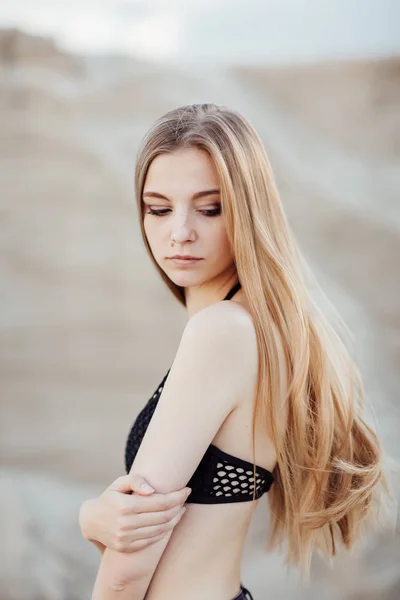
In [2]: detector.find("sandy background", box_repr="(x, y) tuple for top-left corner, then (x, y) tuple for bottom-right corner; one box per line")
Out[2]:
(0, 28), (399, 599)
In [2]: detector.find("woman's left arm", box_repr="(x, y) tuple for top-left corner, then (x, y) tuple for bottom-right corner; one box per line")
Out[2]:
(90, 302), (257, 599)
(91, 530), (173, 600)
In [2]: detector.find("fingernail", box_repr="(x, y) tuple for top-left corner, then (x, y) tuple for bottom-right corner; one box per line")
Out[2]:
(185, 488), (192, 497)
(141, 483), (154, 493)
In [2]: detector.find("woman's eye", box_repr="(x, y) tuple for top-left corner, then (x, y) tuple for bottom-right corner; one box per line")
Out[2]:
(146, 207), (221, 217)
(146, 208), (171, 216)
(201, 207), (221, 217)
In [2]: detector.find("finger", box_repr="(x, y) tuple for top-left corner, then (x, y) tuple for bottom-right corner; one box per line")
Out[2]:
(123, 503), (184, 531)
(128, 474), (155, 495)
(107, 475), (137, 494)
(112, 533), (165, 553)
(127, 531), (170, 552)
(128, 475), (190, 499)
(130, 488), (191, 513)
(128, 508), (186, 543)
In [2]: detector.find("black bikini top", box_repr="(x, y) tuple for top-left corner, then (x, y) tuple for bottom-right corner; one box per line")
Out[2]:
(124, 281), (275, 503)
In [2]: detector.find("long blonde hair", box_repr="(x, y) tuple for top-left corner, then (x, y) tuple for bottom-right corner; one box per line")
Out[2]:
(134, 103), (394, 578)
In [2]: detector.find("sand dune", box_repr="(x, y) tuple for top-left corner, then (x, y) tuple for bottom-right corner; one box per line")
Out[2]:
(232, 57), (400, 159)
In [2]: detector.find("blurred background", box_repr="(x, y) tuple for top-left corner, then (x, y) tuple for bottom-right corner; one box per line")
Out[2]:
(0, 0), (399, 598)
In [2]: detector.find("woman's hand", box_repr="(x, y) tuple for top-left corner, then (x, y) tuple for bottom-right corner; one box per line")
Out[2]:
(79, 474), (191, 553)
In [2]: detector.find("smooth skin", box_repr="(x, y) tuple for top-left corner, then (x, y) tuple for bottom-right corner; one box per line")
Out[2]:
(84, 147), (283, 600)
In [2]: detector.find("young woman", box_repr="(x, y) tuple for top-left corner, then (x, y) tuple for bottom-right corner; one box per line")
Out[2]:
(79, 103), (391, 600)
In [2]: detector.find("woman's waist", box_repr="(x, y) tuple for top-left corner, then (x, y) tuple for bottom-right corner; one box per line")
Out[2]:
(145, 504), (250, 597)
(154, 537), (243, 574)
(148, 523), (244, 593)
(145, 562), (242, 600)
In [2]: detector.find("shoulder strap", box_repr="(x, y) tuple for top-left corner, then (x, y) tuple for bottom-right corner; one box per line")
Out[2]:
(223, 281), (241, 301)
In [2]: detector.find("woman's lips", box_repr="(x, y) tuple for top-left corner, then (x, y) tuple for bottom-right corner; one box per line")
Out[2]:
(168, 257), (203, 265)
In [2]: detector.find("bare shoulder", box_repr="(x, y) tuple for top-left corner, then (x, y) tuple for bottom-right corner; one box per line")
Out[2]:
(185, 300), (289, 406)
(184, 299), (257, 354)
(174, 300), (258, 403)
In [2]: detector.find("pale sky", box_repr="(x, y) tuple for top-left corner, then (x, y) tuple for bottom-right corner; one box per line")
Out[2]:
(0, 0), (399, 65)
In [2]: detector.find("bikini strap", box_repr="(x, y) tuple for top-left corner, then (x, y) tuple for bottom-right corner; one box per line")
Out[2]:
(223, 281), (241, 301)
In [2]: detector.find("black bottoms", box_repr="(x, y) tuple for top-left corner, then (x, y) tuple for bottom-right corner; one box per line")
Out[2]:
(231, 583), (254, 600)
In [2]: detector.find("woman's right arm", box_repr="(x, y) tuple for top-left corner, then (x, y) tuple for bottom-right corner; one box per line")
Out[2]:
(79, 474), (190, 556)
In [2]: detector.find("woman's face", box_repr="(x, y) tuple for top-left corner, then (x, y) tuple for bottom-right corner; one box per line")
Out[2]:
(142, 147), (236, 290)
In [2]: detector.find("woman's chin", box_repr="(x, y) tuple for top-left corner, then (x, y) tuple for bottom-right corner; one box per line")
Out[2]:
(165, 269), (204, 288)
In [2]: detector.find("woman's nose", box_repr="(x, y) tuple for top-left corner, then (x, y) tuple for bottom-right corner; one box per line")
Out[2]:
(170, 215), (196, 243)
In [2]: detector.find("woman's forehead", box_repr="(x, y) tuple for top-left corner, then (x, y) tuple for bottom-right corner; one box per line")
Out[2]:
(144, 149), (219, 196)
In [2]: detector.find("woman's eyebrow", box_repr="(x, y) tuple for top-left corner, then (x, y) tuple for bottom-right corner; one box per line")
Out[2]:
(142, 189), (220, 201)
